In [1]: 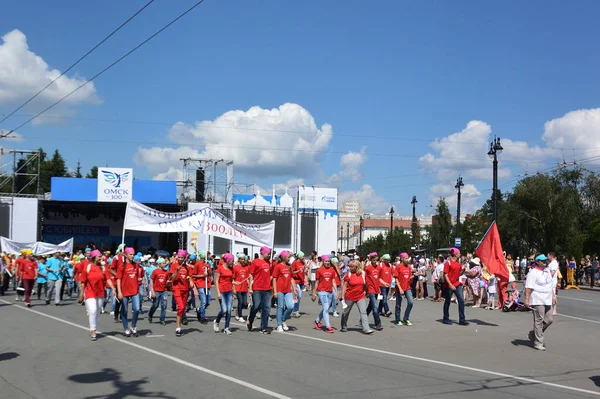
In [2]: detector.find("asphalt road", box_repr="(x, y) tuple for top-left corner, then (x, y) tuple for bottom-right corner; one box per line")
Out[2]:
(0, 287), (598, 399)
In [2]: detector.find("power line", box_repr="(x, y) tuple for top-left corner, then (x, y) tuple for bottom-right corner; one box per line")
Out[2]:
(0, 0), (208, 139)
(0, 0), (156, 126)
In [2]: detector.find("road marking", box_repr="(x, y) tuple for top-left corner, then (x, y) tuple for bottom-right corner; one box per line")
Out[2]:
(228, 323), (600, 397)
(558, 296), (593, 302)
(0, 300), (291, 399)
(144, 335), (165, 338)
(556, 313), (600, 324)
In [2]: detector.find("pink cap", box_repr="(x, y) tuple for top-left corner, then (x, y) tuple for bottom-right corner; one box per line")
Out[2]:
(321, 254), (330, 262)
(260, 246), (271, 255)
(90, 249), (102, 258)
(368, 252), (378, 258)
(279, 250), (290, 258)
(399, 252), (408, 259)
(124, 247), (135, 255)
(177, 249), (187, 258)
(223, 253), (234, 262)
(449, 247), (460, 256)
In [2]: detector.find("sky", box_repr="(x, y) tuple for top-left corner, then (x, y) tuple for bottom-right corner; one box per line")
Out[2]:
(1, 0), (600, 216)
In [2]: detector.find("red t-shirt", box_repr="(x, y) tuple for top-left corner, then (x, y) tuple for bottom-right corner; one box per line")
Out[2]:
(380, 263), (393, 285)
(22, 259), (37, 280)
(169, 262), (189, 292)
(192, 261), (211, 289)
(81, 264), (106, 299)
(105, 264), (115, 289)
(111, 255), (123, 272)
(233, 265), (249, 292)
(444, 259), (462, 288)
(272, 263), (292, 293)
(15, 257), (26, 277)
(76, 260), (89, 282)
(291, 260), (305, 285)
(394, 264), (412, 292)
(250, 258), (272, 291)
(315, 266), (335, 292)
(117, 262), (140, 297)
(364, 264), (381, 294)
(344, 272), (366, 301)
(217, 264), (233, 292)
(151, 268), (169, 292)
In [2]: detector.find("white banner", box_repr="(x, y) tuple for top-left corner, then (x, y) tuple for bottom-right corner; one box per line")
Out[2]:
(124, 200), (275, 247)
(98, 167), (133, 202)
(0, 237), (74, 255)
(298, 187), (338, 210)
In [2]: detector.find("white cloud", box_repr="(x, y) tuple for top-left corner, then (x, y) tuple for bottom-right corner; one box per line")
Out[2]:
(542, 108), (600, 164)
(338, 184), (392, 214)
(136, 103), (333, 180)
(328, 148), (367, 185)
(0, 29), (100, 123)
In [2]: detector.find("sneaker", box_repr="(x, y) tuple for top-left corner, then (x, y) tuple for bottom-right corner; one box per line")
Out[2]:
(160, 321), (166, 326)
(528, 330), (535, 343)
(132, 328), (139, 337)
(213, 320), (220, 333)
(175, 328), (182, 337)
(314, 320), (322, 330)
(235, 316), (241, 322)
(90, 335), (97, 341)
(260, 329), (271, 334)
(374, 324), (383, 331)
(293, 311), (301, 318)
(148, 316), (153, 323)
(395, 321), (403, 326)
(238, 317), (246, 323)
(443, 320), (453, 325)
(110, 311), (115, 315)
(404, 320), (413, 326)
(363, 329), (374, 335)
(182, 318), (188, 326)
(326, 326), (334, 334)
(124, 330), (131, 338)
(200, 319), (208, 324)
(223, 328), (232, 335)
(246, 320), (253, 331)
(282, 322), (289, 331)
(26, 303), (31, 308)
(277, 325), (284, 333)
(333, 312), (340, 318)
(340, 327), (348, 332)
(533, 344), (545, 351)
(101, 308), (105, 314)
(458, 321), (470, 326)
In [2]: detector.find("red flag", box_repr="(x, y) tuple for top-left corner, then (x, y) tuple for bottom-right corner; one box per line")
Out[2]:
(475, 221), (509, 280)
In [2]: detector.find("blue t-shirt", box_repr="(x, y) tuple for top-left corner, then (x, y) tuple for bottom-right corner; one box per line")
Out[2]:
(37, 262), (47, 284)
(45, 257), (62, 281)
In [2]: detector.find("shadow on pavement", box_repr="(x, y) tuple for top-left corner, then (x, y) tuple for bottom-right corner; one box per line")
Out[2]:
(590, 376), (600, 387)
(468, 319), (499, 327)
(0, 352), (19, 362)
(68, 367), (177, 399)
(511, 339), (533, 348)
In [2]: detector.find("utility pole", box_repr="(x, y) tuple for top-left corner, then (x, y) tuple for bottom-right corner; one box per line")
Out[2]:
(340, 225), (344, 252)
(411, 196), (418, 249)
(346, 222), (350, 253)
(389, 207), (394, 256)
(455, 176), (464, 238)
(359, 215), (363, 256)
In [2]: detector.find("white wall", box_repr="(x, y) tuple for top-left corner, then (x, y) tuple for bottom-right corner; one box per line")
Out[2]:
(11, 197), (38, 242)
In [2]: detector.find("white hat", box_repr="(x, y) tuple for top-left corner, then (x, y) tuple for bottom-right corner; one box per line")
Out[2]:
(353, 255), (360, 260)
(149, 258), (156, 263)
(470, 257), (481, 266)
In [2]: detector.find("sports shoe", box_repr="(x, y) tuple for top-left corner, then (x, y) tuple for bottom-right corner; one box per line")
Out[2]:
(363, 329), (374, 334)
(458, 321), (470, 326)
(340, 327), (348, 332)
(160, 321), (166, 326)
(395, 320), (403, 326)
(101, 308), (105, 314)
(314, 320), (322, 330)
(246, 320), (253, 331)
(175, 328), (182, 337)
(333, 311), (340, 318)
(213, 320), (220, 333)
(223, 328), (232, 335)
(90, 335), (97, 341)
(404, 320), (413, 326)
(132, 328), (139, 337)
(124, 329), (131, 338)
(260, 329), (271, 334)
(238, 317), (246, 323)
(533, 344), (545, 351)
(282, 322), (289, 331)
(277, 325), (284, 333)
(374, 324), (383, 331)
(235, 316), (241, 321)
(325, 326), (334, 333)
(293, 311), (301, 318)
(182, 318), (188, 326)
(443, 320), (453, 325)
(110, 311), (115, 315)
(148, 316), (153, 323)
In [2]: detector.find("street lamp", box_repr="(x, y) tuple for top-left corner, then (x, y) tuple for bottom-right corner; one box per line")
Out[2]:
(411, 196), (418, 249)
(487, 136), (503, 223)
(455, 176), (464, 238)
(389, 206), (394, 256)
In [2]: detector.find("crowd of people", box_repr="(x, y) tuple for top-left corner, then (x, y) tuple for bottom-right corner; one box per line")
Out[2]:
(0, 245), (567, 350)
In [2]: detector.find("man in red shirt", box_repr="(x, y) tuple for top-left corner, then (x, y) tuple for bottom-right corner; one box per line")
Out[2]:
(191, 250), (212, 324)
(246, 246), (274, 334)
(291, 251), (306, 318)
(443, 247), (468, 326)
(394, 252), (414, 326)
(233, 253), (249, 322)
(14, 251), (28, 301)
(364, 252), (383, 330)
(148, 257), (169, 325)
(116, 247), (141, 337)
(378, 254), (393, 317)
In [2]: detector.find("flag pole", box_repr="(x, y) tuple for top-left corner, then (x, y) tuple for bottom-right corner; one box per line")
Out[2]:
(475, 221), (496, 252)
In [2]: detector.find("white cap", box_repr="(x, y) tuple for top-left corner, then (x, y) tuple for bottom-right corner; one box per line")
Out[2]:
(149, 258), (156, 263)
(353, 255), (360, 260)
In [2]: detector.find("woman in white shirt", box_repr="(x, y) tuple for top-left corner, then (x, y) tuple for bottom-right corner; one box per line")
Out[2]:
(524, 254), (556, 351)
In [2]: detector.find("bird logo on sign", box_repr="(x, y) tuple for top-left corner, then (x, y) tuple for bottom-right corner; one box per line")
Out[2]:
(101, 170), (130, 188)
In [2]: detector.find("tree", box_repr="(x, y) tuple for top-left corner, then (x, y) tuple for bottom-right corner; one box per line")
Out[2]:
(360, 227), (413, 257)
(39, 149), (68, 193)
(73, 160), (83, 178)
(429, 198), (453, 250)
(86, 166), (98, 178)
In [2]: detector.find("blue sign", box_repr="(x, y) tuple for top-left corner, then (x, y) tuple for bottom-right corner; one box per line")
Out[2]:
(455, 237), (461, 247)
(44, 225), (110, 235)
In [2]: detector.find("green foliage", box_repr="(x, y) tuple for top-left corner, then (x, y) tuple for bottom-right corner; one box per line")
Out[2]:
(86, 166), (98, 179)
(360, 227), (413, 257)
(429, 198), (453, 250)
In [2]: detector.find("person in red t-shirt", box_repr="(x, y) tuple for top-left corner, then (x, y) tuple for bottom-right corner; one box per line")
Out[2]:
(273, 251), (297, 332)
(148, 258), (169, 325)
(364, 253), (383, 331)
(214, 253), (235, 335)
(190, 250), (212, 324)
(117, 247), (141, 337)
(340, 260), (373, 334)
(170, 249), (191, 337)
(79, 250), (115, 340)
(247, 246), (274, 334)
(311, 254), (337, 333)
(290, 251), (306, 318)
(443, 247), (468, 325)
(377, 255), (393, 317)
(394, 252), (414, 326)
(19, 251), (37, 307)
(14, 252), (28, 301)
(233, 253), (249, 322)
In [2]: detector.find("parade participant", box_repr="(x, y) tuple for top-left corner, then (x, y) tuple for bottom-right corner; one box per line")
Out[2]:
(110, 244), (125, 318)
(117, 247), (141, 337)
(15, 250), (28, 301)
(185, 254), (198, 312)
(45, 252), (63, 306)
(247, 246), (274, 334)
(170, 249), (191, 337)
(233, 253), (249, 322)
(191, 250), (211, 324)
(36, 257), (48, 301)
(148, 257), (169, 325)
(291, 251), (306, 317)
(214, 253), (235, 335)
(394, 252), (414, 326)
(547, 252), (559, 316)
(378, 254), (393, 317)
(273, 251), (296, 333)
(1, 253), (15, 296)
(443, 247), (468, 326)
(79, 250), (115, 341)
(340, 260), (373, 334)
(312, 254), (336, 333)
(525, 254), (556, 351)
(365, 252), (383, 330)
(330, 257), (341, 318)
(103, 256), (115, 314)
(308, 251), (319, 292)
(133, 254), (146, 313)
(18, 250), (37, 307)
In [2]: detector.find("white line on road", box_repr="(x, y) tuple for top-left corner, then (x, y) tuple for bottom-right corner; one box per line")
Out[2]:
(558, 296), (593, 302)
(556, 313), (600, 324)
(1, 300), (291, 399)
(144, 335), (165, 337)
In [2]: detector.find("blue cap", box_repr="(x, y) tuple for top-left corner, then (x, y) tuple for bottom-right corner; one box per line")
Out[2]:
(190, 254), (197, 260)
(535, 254), (548, 262)
(137, 252), (142, 257)
(85, 248), (92, 252)
(134, 255), (141, 262)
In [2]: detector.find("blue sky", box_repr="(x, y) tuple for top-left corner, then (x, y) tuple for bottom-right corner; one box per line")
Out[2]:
(1, 0), (600, 215)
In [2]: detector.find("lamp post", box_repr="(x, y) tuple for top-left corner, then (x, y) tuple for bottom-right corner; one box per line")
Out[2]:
(487, 136), (503, 223)
(455, 176), (464, 238)
(411, 196), (418, 249)
(359, 215), (363, 256)
(389, 207), (394, 256)
(340, 225), (344, 252)
(346, 222), (350, 253)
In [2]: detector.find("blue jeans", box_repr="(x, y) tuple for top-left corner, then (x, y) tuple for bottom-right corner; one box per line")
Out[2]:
(187, 288), (197, 308)
(236, 291), (248, 318)
(378, 286), (390, 314)
(138, 285), (144, 310)
(443, 285), (466, 323)
(293, 283), (304, 312)
(395, 289), (413, 323)
(121, 294), (140, 331)
(149, 291), (167, 322)
(366, 292), (382, 326)
(316, 291), (333, 328)
(197, 288), (211, 320)
(216, 291), (233, 329)
(249, 290), (273, 331)
(276, 292), (294, 326)
(103, 288), (113, 309)
(329, 289), (337, 313)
